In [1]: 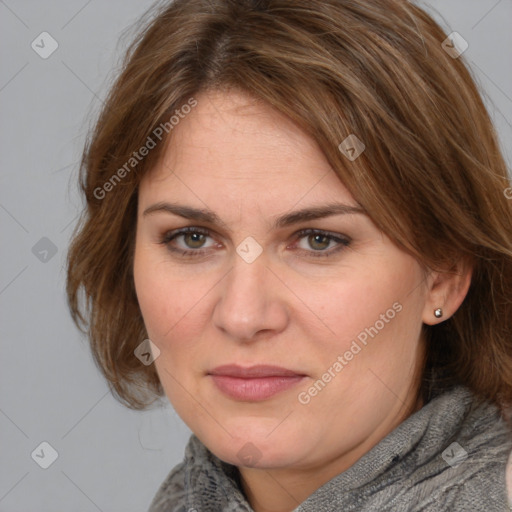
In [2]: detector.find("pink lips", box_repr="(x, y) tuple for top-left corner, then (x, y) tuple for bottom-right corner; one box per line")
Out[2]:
(208, 364), (306, 401)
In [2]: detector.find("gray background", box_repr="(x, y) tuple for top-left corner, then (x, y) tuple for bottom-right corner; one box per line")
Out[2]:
(0, 1), (511, 510)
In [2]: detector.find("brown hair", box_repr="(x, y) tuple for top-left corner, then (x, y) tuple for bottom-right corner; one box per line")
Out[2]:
(66, 0), (512, 413)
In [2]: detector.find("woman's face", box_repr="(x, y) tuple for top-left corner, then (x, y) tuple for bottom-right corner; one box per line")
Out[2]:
(133, 89), (430, 473)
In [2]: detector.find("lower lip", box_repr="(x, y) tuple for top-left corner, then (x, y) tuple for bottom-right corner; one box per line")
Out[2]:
(209, 375), (305, 401)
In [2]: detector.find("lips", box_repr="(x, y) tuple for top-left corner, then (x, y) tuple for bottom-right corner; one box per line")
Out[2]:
(208, 365), (306, 401)
(209, 364), (304, 378)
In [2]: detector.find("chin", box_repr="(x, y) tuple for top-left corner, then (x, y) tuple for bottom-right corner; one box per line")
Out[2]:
(198, 424), (304, 469)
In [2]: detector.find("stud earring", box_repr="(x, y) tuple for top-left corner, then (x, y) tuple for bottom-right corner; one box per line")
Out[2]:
(434, 308), (443, 318)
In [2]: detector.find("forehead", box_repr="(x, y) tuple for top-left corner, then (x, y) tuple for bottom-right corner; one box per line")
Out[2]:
(139, 89), (356, 209)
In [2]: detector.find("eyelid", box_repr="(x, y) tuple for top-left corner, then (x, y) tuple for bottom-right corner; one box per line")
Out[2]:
(291, 228), (351, 244)
(159, 225), (350, 242)
(159, 225), (351, 259)
(289, 228), (351, 257)
(159, 226), (217, 247)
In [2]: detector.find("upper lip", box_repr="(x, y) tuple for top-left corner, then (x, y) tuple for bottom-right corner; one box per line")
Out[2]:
(208, 364), (305, 378)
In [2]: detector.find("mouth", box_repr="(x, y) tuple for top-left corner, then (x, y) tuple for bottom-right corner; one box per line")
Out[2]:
(207, 364), (307, 401)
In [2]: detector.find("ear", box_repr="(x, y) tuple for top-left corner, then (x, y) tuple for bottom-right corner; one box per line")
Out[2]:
(422, 256), (473, 325)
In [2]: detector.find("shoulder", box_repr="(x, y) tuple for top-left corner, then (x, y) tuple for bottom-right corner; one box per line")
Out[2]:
(146, 434), (203, 512)
(397, 390), (512, 510)
(399, 444), (512, 511)
(146, 434), (244, 512)
(147, 460), (188, 512)
(436, 399), (512, 509)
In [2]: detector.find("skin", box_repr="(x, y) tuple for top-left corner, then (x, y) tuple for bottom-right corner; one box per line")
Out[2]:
(133, 89), (472, 512)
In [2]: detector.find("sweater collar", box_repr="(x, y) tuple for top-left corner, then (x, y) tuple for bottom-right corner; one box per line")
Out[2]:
(153, 384), (510, 511)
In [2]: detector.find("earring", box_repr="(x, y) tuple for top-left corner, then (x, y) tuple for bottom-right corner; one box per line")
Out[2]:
(434, 308), (443, 318)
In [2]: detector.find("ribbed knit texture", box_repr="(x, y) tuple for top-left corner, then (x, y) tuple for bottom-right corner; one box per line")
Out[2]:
(148, 385), (512, 511)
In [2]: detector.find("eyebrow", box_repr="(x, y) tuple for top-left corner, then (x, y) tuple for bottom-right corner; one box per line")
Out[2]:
(142, 201), (366, 230)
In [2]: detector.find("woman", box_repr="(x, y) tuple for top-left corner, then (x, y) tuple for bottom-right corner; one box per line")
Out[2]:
(66, 0), (512, 510)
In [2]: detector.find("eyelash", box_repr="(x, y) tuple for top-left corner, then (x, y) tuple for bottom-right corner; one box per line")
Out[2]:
(158, 226), (351, 259)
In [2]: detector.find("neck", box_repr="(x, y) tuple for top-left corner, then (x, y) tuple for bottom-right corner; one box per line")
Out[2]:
(238, 387), (425, 512)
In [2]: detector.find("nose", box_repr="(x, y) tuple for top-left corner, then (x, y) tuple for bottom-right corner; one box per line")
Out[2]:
(212, 253), (289, 342)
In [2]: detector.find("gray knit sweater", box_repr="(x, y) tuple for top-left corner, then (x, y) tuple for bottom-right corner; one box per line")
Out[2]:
(148, 385), (512, 511)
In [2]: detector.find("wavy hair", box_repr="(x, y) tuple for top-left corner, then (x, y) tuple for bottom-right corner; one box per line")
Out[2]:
(66, 0), (512, 414)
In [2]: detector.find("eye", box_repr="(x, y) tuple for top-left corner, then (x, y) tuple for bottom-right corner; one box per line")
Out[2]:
(292, 229), (351, 258)
(159, 227), (351, 259)
(159, 227), (218, 257)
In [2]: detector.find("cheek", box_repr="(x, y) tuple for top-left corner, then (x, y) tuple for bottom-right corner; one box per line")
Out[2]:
(135, 273), (202, 342)
(133, 258), (168, 339)
(133, 251), (217, 372)
(133, 257), (209, 408)
(134, 244), (193, 335)
(300, 256), (424, 362)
